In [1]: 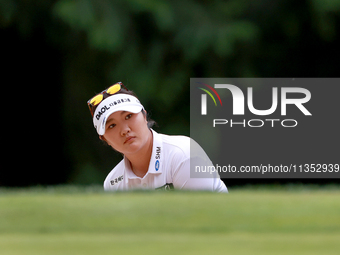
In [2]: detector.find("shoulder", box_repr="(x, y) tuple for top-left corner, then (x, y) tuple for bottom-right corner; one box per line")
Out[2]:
(159, 133), (207, 160)
(157, 132), (211, 174)
(160, 133), (191, 154)
(103, 159), (125, 190)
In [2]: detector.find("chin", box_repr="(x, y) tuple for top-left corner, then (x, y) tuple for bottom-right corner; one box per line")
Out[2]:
(123, 143), (143, 154)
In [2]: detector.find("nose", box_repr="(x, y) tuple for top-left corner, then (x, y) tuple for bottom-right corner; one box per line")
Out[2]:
(121, 124), (131, 136)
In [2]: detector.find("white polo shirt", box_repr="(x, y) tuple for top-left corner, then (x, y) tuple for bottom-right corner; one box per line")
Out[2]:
(103, 129), (228, 192)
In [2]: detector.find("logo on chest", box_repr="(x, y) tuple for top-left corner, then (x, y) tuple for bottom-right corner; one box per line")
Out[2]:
(110, 175), (124, 186)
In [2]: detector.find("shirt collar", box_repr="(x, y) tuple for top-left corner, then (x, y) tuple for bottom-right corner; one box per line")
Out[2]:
(123, 129), (163, 180)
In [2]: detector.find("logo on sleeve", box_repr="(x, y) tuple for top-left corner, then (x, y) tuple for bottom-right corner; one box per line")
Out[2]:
(155, 146), (161, 159)
(155, 146), (161, 171)
(155, 160), (160, 171)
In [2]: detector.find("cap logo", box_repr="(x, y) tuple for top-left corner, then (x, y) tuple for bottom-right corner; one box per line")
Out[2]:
(95, 98), (132, 120)
(96, 105), (110, 120)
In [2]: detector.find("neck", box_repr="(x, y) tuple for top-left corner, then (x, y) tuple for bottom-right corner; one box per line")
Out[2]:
(126, 130), (153, 178)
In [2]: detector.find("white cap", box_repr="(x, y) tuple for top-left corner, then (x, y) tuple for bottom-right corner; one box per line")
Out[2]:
(93, 94), (144, 135)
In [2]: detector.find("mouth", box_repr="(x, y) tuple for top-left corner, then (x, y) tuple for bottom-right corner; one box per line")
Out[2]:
(124, 136), (136, 144)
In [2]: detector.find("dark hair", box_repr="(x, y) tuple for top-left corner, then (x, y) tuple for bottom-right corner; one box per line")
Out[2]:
(90, 86), (156, 131)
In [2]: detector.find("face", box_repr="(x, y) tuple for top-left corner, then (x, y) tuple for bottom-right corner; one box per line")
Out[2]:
(101, 111), (151, 156)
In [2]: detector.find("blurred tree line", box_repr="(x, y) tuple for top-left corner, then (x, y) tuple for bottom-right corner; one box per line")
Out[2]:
(1, 0), (340, 187)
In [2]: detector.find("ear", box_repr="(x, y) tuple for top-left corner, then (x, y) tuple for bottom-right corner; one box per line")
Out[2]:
(142, 109), (148, 122)
(99, 135), (110, 146)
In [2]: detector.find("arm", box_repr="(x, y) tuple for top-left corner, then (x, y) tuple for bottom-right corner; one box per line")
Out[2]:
(172, 156), (228, 193)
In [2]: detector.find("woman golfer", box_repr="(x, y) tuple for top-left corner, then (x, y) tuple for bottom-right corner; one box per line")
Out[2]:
(87, 82), (228, 192)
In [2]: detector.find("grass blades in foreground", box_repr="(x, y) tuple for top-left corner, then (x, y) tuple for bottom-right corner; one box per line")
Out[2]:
(0, 186), (339, 255)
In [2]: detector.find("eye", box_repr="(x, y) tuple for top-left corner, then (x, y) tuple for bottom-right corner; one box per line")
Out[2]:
(108, 124), (116, 129)
(125, 113), (133, 120)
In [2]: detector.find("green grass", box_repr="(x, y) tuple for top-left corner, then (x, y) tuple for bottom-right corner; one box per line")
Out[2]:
(1, 186), (340, 255)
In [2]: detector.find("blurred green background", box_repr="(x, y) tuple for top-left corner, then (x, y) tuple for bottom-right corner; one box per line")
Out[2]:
(1, 0), (340, 186)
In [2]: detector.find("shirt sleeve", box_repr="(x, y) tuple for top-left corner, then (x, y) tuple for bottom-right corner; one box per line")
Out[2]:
(171, 139), (228, 193)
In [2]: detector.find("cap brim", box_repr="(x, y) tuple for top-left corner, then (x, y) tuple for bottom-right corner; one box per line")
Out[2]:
(97, 105), (143, 135)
